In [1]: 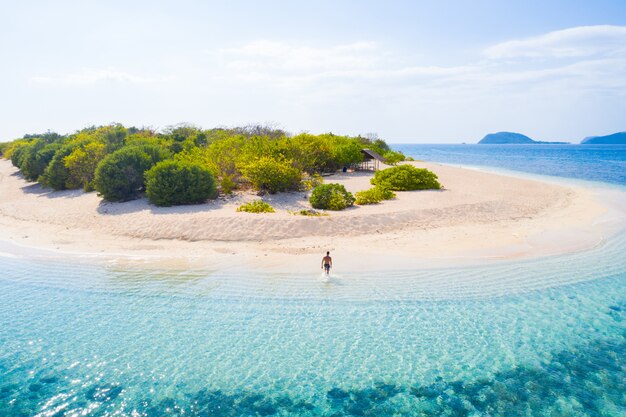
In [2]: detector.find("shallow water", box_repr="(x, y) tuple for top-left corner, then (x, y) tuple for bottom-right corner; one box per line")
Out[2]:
(2, 144), (626, 416)
(1, 231), (625, 416)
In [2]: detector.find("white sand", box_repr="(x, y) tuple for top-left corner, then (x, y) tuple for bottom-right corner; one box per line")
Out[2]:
(0, 158), (618, 272)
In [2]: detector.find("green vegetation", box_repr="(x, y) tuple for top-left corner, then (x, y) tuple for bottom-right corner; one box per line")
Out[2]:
(361, 136), (405, 165)
(2, 123), (403, 206)
(238, 156), (301, 194)
(94, 147), (158, 201)
(309, 183), (355, 211)
(355, 186), (396, 205)
(0, 142), (9, 156)
(371, 165), (442, 191)
(290, 209), (327, 216)
(146, 160), (217, 206)
(237, 200), (275, 213)
(64, 142), (106, 191)
(301, 173), (324, 190)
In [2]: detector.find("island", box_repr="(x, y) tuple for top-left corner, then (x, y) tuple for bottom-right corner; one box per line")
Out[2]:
(478, 131), (569, 144)
(581, 132), (626, 145)
(0, 123), (608, 272)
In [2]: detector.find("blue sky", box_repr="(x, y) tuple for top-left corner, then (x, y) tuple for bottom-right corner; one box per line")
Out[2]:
(1, 0), (625, 143)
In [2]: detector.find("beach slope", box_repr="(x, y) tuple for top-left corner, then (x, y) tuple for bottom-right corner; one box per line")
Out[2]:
(0, 159), (612, 271)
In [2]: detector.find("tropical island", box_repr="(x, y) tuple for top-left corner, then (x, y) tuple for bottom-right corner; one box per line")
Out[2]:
(0, 123), (609, 271)
(478, 132), (569, 144)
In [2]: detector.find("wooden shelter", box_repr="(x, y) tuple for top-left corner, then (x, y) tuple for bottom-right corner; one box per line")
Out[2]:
(354, 149), (385, 171)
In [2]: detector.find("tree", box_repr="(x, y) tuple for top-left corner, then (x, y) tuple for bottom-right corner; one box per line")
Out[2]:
(94, 147), (155, 201)
(239, 156), (302, 193)
(145, 160), (217, 206)
(370, 165), (442, 191)
(64, 141), (106, 191)
(309, 183), (355, 210)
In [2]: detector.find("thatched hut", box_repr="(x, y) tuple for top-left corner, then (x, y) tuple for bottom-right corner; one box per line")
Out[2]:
(354, 149), (385, 171)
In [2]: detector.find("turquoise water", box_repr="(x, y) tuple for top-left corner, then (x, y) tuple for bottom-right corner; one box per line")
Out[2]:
(1, 231), (625, 416)
(1, 145), (626, 416)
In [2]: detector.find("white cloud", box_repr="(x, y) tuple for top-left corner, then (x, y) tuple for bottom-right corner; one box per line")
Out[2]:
(483, 25), (626, 59)
(203, 32), (626, 98)
(210, 39), (480, 88)
(30, 68), (172, 85)
(216, 40), (381, 73)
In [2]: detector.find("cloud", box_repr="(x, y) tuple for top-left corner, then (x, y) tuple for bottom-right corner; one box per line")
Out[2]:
(483, 25), (626, 59)
(30, 68), (172, 85)
(215, 40), (381, 73)
(210, 39), (480, 88)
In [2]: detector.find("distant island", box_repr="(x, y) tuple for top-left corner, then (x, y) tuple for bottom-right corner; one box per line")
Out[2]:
(478, 132), (569, 145)
(581, 132), (626, 145)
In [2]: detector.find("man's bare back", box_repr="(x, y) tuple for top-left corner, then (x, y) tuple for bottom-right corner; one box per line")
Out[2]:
(321, 251), (332, 274)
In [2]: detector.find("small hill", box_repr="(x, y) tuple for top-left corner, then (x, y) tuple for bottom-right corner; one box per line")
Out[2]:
(478, 132), (569, 144)
(478, 132), (535, 144)
(581, 132), (626, 144)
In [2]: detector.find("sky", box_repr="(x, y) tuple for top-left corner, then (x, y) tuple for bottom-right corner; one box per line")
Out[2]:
(1, 0), (625, 143)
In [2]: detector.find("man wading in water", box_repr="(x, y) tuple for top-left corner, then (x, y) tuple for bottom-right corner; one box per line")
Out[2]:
(321, 251), (332, 275)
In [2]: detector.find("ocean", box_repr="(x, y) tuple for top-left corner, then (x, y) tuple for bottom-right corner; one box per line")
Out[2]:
(394, 144), (626, 186)
(0, 145), (625, 416)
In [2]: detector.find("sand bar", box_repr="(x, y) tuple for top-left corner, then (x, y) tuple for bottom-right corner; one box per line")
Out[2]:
(0, 159), (622, 272)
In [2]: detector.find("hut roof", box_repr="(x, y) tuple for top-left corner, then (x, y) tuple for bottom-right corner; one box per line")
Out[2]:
(361, 148), (385, 162)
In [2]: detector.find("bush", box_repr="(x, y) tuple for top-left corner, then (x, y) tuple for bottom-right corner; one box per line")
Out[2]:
(132, 143), (171, 165)
(10, 140), (60, 182)
(309, 183), (355, 211)
(0, 142), (9, 156)
(237, 200), (275, 213)
(290, 209), (327, 217)
(220, 174), (237, 194)
(39, 143), (78, 190)
(383, 151), (405, 165)
(371, 165), (442, 191)
(330, 138), (363, 168)
(63, 142), (106, 191)
(9, 141), (31, 168)
(145, 160), (217, 206)
(94, 147), (155, 201)
(239, 156), (302, 193)
(18, 140), (45, 181)
(301, 173), (324, 190)
(355, 186), (396, 205)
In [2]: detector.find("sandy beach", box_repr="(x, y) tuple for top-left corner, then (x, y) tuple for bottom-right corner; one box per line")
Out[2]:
(0, 158), (619, 272)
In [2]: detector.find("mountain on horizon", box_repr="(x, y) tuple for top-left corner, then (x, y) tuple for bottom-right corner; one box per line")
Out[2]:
(478, 132), (568, 144)
(581, 132), (626, 144)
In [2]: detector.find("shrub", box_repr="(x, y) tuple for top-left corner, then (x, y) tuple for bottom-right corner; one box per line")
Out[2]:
(309, 183), (355, 210)
(301, 173), (324, 190)
(0, 142), (9, 156)
(330, 138), (363, 169)
(219, 174), (237, 194)
(237, 200), (275, 213)
(145, 160), (217, 206)
(13, 140), (62, 182)
(18, 140), (45, 181)
(371, 165), (442, 191)
(9, 141), (31, 168)
(355, 186), (396, 205)
(290, 209), (327, 217)
(94, 147), (155, 201)
(39, 143), (78, 190)
(383, 151), (405, 165)
(132, 143), (171, 165)
(63, 141), (106, 191)
(239, 156), (302, 193)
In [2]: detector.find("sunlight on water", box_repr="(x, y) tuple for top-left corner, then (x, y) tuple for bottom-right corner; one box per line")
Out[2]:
(1, 234), (625, 416)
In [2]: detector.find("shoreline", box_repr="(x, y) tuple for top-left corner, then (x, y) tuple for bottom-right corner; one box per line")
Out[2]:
(0, 158), (623, 273)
